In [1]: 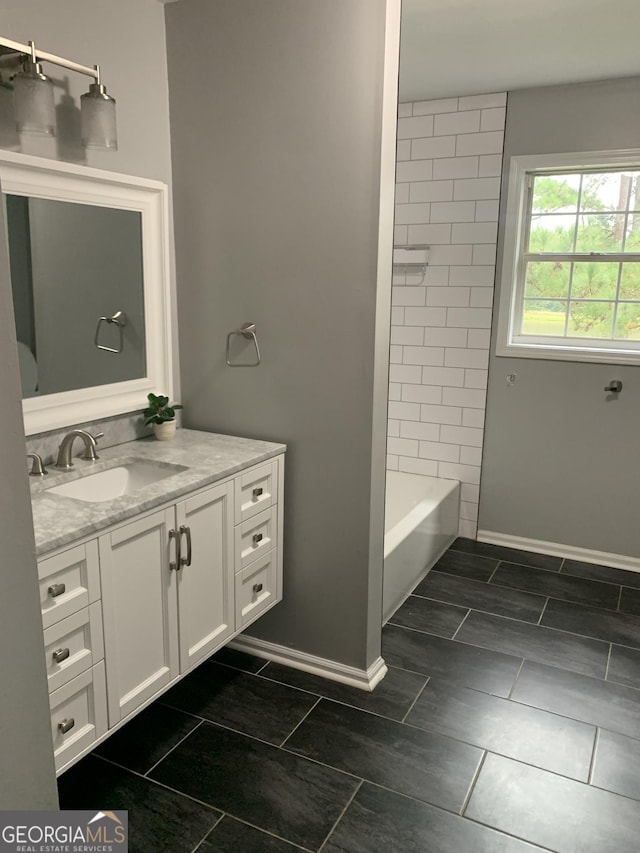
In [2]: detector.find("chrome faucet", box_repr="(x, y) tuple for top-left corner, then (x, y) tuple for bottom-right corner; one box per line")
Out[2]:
(27, 452), (48, 477)
(55, 430), (104, 469)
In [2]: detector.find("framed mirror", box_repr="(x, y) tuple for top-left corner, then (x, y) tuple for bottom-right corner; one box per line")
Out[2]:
(0, 151), (173, 435)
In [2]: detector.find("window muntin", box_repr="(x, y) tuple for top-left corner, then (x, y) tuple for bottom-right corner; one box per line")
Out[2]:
(509, 165), (640, 357)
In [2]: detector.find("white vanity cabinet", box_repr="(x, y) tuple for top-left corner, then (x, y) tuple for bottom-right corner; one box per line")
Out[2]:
(99, 507), (180, 726)
(36, 451), (284, 774)
(37, 542), (108, 774)
(176, 480), (236, 672)
(99, 479), (236, 726)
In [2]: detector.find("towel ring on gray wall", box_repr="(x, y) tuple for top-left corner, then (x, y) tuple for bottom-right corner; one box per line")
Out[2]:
(226, 322), (261, 367)
(95, 310), (127, 353)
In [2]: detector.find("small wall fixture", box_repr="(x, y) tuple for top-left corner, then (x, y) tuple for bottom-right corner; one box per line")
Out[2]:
(392, 244), (430, 284)
(0, 36), (117, 149)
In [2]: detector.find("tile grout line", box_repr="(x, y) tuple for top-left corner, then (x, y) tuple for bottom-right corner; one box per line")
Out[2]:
(207, 814), (315, 853)
(462, 813), (559, 853)
(452, 544), (640, 590)
(449, 542), (563, 573)
(156, 699), (210, 724)
(390, 614), (621, 678)
(189, 811), (225, 853)
(93, 752), (226, 812)
(536, 597), (550, 626)
(588, 727), (600, 786)
(506, 658), (526, 700)
(617, 585), (623, 612)
(254, 666), (421, 725)
(450, 608), (472, 640)
(206, 657), (270, 676)
(144, 718), (205, 778)
(604, 643), (613, 680)
(99, 752), (315, 852)
(400, 676), (431, 723)
(486, 560), (501, 583)
(459, 750), (487, 816)
(279, 697), (322, 748)
(316, 779), (364, 853)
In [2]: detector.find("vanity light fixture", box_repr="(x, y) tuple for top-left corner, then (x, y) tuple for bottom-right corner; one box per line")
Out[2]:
(0, 35), (117, 149)
(13, 41), (55, 136)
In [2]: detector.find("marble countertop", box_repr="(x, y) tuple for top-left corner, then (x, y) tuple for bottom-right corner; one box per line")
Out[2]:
(30, 428), (286, 557)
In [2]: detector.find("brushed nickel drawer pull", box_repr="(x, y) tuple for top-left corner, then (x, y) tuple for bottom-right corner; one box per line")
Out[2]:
(252, 533), (263, 546)
(169, 529), (181, 571)
(52, 648), (70, 664)
(179, 525), (192, 567)
(57, 718), (75, 734)
(48, 583), (66, 598)
(253, 583), (263, 594)
(252, 487), (263, 498)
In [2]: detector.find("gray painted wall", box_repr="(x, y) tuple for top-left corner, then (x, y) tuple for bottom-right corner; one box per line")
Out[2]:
(166, 0), (397, 669)
(1, 0), (173, 181)
(0, 0), (175, 804)
(0, 192), (58, 808)
(1, 0), (180, 405)
(480, 76), (640, 557)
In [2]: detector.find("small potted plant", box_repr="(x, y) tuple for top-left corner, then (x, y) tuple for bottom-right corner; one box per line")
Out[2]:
(143, 393), (183, 441)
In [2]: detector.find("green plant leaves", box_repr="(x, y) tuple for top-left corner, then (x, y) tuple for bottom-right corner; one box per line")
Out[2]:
(142, 393), (182, 425)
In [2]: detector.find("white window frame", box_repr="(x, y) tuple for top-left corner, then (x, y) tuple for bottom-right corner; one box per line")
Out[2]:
(497, 148), (640, 365)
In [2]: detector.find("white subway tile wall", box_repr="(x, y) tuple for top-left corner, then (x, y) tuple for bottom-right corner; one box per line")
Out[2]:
(388, 93), (506, 537)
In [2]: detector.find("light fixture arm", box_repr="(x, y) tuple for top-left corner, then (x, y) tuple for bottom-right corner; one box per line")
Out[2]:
(0, 35), (99, 81)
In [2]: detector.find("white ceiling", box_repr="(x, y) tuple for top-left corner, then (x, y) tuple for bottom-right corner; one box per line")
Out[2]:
(400, 0), (640, 102)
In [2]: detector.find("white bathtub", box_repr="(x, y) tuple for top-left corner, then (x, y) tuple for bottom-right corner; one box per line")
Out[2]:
(383, 471), (460, 623)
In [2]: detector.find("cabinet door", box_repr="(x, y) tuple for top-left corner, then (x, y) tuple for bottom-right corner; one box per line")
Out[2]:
(176, 481), (234, 672)
(99, 508), (178, 725)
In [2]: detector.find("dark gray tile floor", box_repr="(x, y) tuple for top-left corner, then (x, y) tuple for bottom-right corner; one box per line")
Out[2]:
(58, 538), (640, 852)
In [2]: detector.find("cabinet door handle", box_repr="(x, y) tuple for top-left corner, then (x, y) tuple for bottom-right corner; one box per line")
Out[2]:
(57, 718), (75, 735)
(52, 648), (70, 664)
(169, 529), (181, 571)
(252, 487), (263, 498)
(253, 583), (263, 594)
(48, 583), (66, 598)
(252, 532), (263, 546)
(180, 525), (192, 567)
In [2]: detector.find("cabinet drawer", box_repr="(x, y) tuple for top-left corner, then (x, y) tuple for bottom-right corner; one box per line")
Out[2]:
(38, 541), (100, 629)
(43, 602), (104, 694)
(235, 461), (276, 523)
(235, 549), (278, 629)
(235, 506), (277, 572)
(49, 661), (107, 774)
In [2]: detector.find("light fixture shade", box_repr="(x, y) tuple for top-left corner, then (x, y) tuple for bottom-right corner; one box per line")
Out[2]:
(14, 62), (55, 135)
(81, 83), (117, 150)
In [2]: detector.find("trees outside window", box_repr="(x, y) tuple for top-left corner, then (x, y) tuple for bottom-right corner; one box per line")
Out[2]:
(497, 152), (640, 364)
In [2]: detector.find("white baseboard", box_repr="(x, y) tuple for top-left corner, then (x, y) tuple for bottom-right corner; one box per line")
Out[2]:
(477, 530), (640, 574)
(229, 636), (388, 692)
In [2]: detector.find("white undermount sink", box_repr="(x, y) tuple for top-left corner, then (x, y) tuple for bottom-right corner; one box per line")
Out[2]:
(47, 460), (188, 503)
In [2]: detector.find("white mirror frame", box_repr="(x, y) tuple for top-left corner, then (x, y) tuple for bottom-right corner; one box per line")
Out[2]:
(0, 151), (173, 435)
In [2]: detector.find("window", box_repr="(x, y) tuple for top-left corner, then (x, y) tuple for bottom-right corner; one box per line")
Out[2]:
(497, 150), (640, 364)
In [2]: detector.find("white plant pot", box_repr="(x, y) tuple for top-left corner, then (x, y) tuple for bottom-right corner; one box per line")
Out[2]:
(153, 420), (176, 441)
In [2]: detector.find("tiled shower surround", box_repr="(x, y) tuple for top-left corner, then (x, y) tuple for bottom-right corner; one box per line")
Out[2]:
(388, 92), (506, 538)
